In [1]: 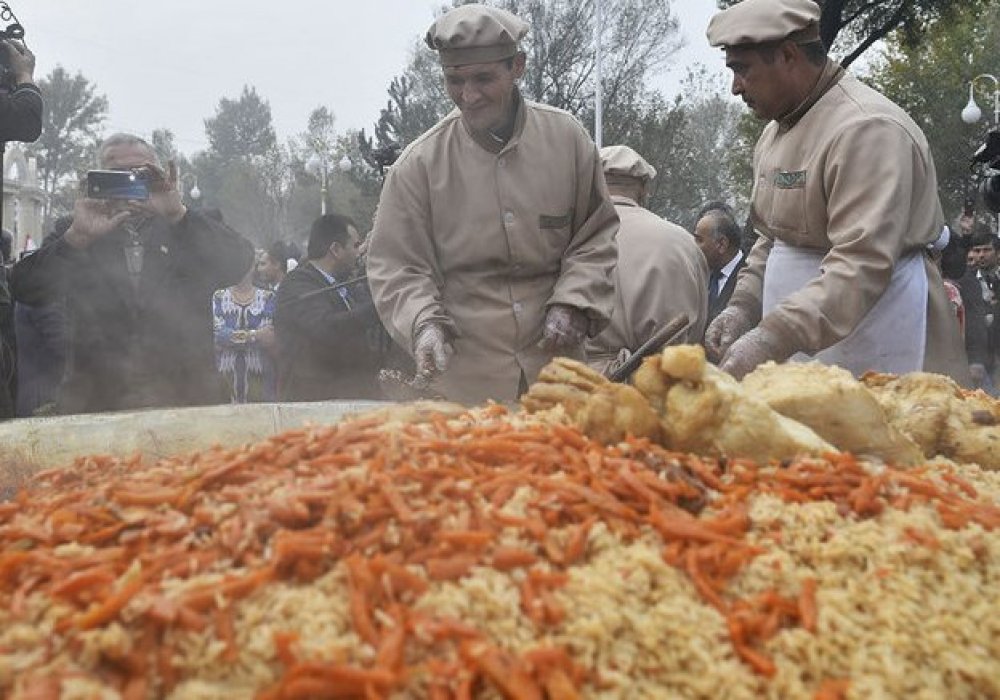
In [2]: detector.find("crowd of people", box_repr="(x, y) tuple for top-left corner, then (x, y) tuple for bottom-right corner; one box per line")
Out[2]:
(2, 0), (999, 422)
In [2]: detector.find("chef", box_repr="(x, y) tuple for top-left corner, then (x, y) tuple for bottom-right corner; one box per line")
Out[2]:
(586, 145), (708, 375)
(702, 0), (969, 383)
(367, 3), (618, 403)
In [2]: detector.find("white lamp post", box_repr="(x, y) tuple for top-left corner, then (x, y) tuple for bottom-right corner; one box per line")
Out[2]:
(308, 155), (329, 215)
(961, 74), (1000, 126)
(179, 173), (200, 203)
(594, 0), (604, 148)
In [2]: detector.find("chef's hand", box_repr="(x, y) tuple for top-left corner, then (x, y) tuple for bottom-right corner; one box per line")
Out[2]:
(704, 306), (755, 363)
(719, 327), (792, 380)
(539, 304), (589, 353)
(414, 322), (454, 379)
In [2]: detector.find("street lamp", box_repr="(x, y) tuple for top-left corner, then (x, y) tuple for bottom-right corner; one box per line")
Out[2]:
(179, 172), (201, 203)
(594, 0), (604, 148)
(961, 74), (1000, 126)
(308, 155), (352, 216)
(308, 155), (329, 215)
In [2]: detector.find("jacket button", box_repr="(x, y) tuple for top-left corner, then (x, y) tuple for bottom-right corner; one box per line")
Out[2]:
(503, 211), (515, 225)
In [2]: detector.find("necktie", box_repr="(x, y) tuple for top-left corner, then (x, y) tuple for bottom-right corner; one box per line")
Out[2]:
(708, 270), (723, 307)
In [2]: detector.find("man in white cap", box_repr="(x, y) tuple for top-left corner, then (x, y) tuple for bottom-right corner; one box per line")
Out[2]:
(587, 145), (708, 375)
(703, 0), (969, 383)
(367, 3), (618, 404)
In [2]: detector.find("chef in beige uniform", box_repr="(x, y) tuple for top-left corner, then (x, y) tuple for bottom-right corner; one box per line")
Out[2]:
(703, 0), (969, 383)
(587, 145), (709, 375)
(367, 4), (618, 404)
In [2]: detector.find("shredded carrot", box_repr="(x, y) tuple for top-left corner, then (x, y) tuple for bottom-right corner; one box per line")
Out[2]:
(5, 403), (997, 694)
(75, 571), (145, 630)
(799, 578), (818, 633)
(814, 678), (851, 700)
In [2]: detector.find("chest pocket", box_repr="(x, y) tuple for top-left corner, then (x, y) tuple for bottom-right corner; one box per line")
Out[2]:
(759, 168), (808, 238)
(537, 209), (574, 252)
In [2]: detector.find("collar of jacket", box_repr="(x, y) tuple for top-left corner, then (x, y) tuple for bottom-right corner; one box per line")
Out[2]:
(776, 59), (845, 133)
(466, 88), (527, 154)
(610, 194), (640, 208)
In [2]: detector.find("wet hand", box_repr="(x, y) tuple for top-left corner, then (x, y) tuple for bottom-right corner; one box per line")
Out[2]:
(719, 327), (792, 380)
(539, 304), (589, 353)
(704, 306), (754, 363)
(414, 322), (454, 379)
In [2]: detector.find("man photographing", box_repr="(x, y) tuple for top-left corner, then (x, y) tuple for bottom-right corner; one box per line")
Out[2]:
(0, 28), (41, 421)
(12, 134), (254, 414)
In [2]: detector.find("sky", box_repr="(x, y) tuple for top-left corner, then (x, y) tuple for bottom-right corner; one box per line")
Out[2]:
(18, 0), (723, 156)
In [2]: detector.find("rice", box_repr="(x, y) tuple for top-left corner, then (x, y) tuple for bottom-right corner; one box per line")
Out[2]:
(0, 408), (997, 699)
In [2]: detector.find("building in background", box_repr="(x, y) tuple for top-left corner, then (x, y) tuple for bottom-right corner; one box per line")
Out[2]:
(2, 144), (45, 257)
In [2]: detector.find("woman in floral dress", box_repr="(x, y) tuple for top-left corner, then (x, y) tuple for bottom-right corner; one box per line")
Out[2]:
(213, 262), (276, 403)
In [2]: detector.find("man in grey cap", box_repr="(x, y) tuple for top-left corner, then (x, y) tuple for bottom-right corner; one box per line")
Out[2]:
(703, 0), (969, 383)
(367, 3), (618, 404)
(587, 145), (708, 375)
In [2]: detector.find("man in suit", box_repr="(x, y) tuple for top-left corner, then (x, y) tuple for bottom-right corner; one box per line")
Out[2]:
(693, 202), (746, 326)
(274, 214), (383, 400)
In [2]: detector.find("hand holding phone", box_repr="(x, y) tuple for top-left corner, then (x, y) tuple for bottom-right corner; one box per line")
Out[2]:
(86, 169), (150, 201)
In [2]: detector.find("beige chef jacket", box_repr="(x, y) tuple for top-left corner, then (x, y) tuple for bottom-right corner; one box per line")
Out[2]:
(367, 95), (618, 404)
(728, 60), (970, 383)
(587, 195), (709, 374)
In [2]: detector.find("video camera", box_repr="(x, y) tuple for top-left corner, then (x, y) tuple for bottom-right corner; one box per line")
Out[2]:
(972, 129), (1000, 214)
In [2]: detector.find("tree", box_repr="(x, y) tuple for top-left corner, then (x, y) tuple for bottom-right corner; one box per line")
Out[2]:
(193, 87), (289, 245)
(373, 0), (682, 149)
(28, 67), (108, 221)
(658, 68), (746, 225)
(374, 41), (452, 149)
(716, 0), (993, 68)
(203, 85), (277, 163)
(865, 2), (999, 220)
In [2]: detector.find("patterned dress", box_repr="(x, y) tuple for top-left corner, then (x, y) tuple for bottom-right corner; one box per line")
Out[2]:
(212, 287), (276, 403)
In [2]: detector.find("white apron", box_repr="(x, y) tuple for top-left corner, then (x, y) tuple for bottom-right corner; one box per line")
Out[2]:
(762, 241), (928, 376)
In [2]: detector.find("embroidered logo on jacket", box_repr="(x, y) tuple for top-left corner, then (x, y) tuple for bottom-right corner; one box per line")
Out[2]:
(774, 170), (807, 189)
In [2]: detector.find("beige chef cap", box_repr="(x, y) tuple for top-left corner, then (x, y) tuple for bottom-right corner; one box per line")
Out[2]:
(707, 0), (821, 48)
(425, 4), (529, 67)
(600, 145), (657, 183)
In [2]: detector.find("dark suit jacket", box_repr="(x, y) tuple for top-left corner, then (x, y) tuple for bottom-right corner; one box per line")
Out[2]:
(959, 270), (991, 368)
(12, 210), (254, 414)
(707, 251), (747, 324)
(14, 300), (67, 417)
(274, 263), (385, 401)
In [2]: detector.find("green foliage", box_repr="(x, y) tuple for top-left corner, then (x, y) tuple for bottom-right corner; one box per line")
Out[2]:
(865, 1), (999, 220)
(602, 68), (745, 227)
(374, 0), (681, 149)
(203, 86), (277, 163)
(715, 0), (993, 68)
(28, 66), (108, 221)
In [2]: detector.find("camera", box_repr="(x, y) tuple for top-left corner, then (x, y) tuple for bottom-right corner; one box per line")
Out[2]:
(0, 2), (24, 90)
(972, 129), (1000, 214)
(86, 169), (150, 201)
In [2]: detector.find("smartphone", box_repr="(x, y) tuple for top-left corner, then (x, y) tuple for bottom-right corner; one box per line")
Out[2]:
(86, 169), (149, 201)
